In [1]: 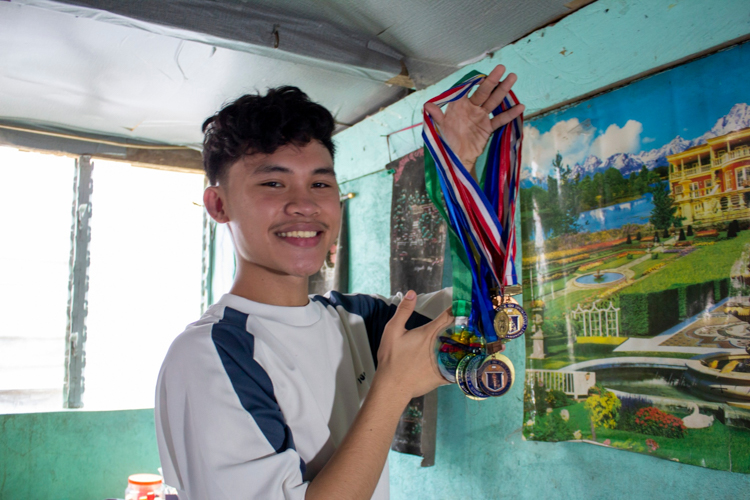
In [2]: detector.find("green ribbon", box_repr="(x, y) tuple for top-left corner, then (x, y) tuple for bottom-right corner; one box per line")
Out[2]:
(424, 70), (485, 318)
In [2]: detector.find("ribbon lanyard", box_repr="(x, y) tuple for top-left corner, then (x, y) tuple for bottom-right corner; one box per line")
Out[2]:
(423, 71), (523, 343)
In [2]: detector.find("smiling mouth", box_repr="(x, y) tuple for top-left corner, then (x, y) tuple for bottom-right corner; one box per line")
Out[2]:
(276, 230), (321, 238)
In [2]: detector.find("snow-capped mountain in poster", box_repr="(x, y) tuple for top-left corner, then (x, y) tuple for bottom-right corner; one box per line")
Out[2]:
(522, 103), (750, 187)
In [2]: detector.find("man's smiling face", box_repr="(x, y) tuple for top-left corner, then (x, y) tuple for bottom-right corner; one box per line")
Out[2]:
(220, 140), (341, 279)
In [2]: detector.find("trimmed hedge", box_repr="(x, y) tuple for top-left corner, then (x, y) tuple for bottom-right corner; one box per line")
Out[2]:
(686, 281), (715, 318)
(620, 288), (680, 336)
(620, 277), (730, 336)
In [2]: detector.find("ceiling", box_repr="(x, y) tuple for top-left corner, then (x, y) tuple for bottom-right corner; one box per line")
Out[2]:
(0, 0), (586, 152)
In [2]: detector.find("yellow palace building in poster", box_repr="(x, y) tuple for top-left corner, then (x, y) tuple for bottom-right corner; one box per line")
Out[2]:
(668, 127), (750, 226)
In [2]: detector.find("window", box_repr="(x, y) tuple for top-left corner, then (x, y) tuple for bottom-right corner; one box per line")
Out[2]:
(209, 223), (236, 302)
(736, 167), (750, 189)
(0, 149), (205, 413)
(0, 148), (74, 413)
(83, 160), (205, 410)
(726, 173), (734, 190)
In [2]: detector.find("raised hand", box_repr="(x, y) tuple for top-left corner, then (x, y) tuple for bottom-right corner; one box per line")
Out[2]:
(424, 65), (525, 177)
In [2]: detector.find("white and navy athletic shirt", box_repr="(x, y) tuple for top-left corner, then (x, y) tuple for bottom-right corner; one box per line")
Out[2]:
(155, 289), (451, 500)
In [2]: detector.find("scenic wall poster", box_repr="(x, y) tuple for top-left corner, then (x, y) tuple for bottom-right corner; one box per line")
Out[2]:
(521, 42), (750, 472)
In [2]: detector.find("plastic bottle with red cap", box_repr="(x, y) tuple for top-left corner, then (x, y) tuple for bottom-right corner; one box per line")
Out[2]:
(124, 473), (164, 500)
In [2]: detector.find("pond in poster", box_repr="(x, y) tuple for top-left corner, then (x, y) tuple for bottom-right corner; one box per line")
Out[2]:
(521, 42), (750, 473)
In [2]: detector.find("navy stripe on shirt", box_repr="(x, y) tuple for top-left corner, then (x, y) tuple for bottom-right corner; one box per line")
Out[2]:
(311, 291), (432, 366)
(211, 306), (305, 475)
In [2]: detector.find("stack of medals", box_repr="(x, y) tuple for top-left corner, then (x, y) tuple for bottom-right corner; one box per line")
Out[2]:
(424, 71), (526, 400)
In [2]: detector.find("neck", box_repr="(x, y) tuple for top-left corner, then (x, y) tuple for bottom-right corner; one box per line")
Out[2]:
(229, 261), (310, 307)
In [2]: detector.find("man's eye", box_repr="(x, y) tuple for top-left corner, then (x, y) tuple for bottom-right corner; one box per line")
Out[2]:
(262, 181), (282, 187)
(312, 182), (331, 188)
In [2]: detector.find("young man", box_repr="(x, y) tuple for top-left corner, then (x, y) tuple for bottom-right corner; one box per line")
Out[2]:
(155, 65), (523, 500)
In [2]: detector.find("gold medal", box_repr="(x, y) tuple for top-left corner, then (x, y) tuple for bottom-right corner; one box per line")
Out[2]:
(493, 309), (510, 338)
(477, 353), (515, 397)
(499, 303), (528, 340)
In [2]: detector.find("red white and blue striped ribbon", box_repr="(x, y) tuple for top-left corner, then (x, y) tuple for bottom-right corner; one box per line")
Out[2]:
(489, 89), (523, 287)
(422, 74), (523, 288)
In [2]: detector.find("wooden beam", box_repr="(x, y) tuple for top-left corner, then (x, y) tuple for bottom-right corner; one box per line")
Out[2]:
(0, 123), (204, 174)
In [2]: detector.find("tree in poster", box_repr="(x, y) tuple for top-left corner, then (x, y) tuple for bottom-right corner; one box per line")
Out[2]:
(649, 181), (683, 230)
(546, 152), (580, 237)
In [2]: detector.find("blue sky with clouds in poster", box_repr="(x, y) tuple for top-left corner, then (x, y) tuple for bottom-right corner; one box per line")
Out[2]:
(522, 42), (750, 182)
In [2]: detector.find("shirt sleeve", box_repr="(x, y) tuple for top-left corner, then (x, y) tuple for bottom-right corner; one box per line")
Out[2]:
(319, 288), (452, 366)
(155, 321), (308, 500)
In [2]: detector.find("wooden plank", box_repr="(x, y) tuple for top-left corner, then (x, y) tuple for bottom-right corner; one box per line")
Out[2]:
(0, 124), (204, 173)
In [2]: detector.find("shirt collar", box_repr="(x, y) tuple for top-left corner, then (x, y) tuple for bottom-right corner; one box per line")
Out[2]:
(215, 293), (322, 327)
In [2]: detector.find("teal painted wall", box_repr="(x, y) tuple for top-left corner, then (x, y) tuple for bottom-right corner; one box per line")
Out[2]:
(334, 0), (750, 498)
(0, 410), (160, 499)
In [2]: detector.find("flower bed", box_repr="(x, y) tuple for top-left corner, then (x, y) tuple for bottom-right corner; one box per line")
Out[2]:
(641, 263), (666, 276)
(615, 250), (646, 259)
(558, 253), (590, 265)
(674, 241), (692, 247)
(578, 260), (605, 272)
(599, 279), (632, 299)
(634, 407), (686, 438)
(523, 238), (628, 266)
(695, 229), (719, 239)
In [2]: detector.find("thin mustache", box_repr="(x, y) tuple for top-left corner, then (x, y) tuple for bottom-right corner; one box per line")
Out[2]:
(271, 221), (330, 231)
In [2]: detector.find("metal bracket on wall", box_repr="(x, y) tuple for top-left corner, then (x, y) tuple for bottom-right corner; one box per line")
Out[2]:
(63, 155), (93, 408)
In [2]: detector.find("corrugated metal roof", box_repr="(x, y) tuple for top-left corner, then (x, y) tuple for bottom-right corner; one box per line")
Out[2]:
(0, 0), (584, 149)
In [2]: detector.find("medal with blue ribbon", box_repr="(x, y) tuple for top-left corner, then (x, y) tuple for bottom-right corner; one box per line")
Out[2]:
(424, 71), (526, 398)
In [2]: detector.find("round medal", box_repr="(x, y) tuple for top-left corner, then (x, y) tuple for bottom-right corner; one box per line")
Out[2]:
(464, 354), (489, 399)
(493, 309), (510, 338)
(437, 335), (463, 384)
(455, 354), (475, 398)
(456, 354), (486, 400)
(498, 303), (528, 340)
(477, 353), (515, 397)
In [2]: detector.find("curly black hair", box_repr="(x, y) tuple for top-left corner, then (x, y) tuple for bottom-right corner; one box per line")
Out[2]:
(201, 87), (336, 185)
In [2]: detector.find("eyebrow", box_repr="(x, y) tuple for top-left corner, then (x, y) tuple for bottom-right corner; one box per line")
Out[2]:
(252, 164), (336, 176)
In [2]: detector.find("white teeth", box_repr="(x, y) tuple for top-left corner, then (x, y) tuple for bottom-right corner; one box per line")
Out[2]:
(278, 231), (318, 238)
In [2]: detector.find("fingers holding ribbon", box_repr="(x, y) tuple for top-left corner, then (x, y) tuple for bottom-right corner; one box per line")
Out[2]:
(468, 65), (525, 133)
(468, 64), (507, 109)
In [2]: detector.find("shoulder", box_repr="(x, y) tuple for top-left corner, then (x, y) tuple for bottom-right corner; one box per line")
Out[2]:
(159, 306), (235, 378)
(311, 291), (382, 316)
(311, 288), (452, 320)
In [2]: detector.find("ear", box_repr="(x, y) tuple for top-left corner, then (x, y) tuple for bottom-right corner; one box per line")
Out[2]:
(204, 186), (230, 224)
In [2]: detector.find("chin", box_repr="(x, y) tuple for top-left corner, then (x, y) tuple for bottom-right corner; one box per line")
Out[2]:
(284, 257), (328, 278)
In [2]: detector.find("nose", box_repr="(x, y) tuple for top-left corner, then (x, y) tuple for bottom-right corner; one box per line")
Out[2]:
(284, 186), (321, 217)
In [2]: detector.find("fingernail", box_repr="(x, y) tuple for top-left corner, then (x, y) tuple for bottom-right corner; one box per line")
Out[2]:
(405, 290), (416, 300)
